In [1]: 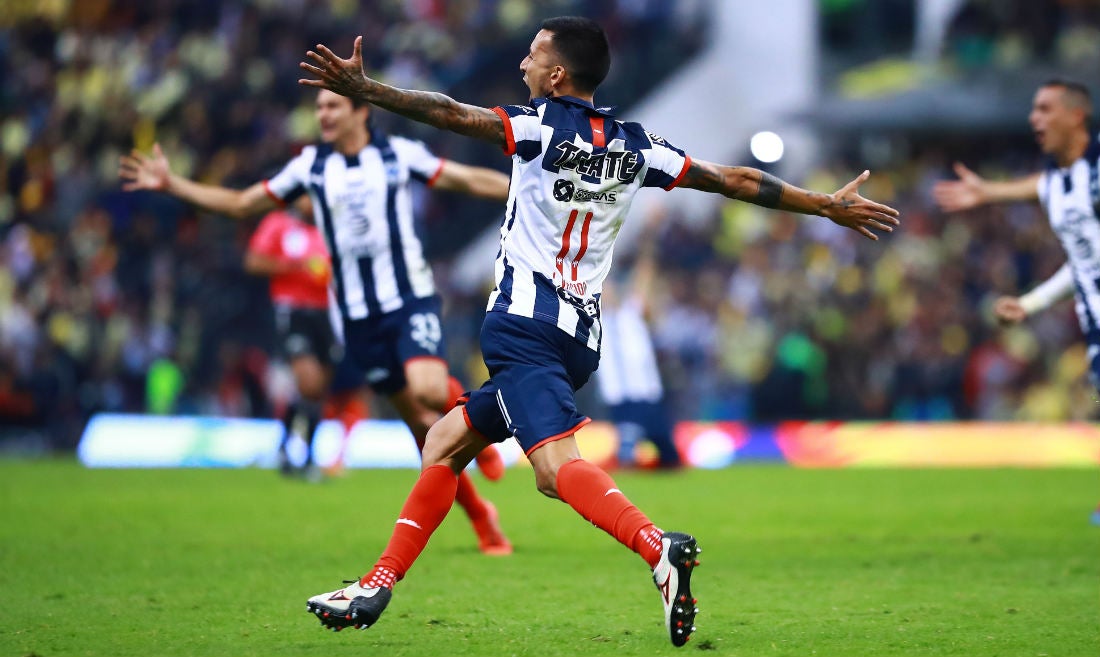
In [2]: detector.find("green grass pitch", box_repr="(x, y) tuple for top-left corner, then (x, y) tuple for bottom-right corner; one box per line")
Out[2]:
(1, 460), (1097, 656)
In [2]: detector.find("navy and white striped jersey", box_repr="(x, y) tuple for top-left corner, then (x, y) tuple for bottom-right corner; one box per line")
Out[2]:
(1036, 132), (1100, 342)
(595, 296), (664, 404)
(263, 130), (444, 321)
(488, 95), (691, 351)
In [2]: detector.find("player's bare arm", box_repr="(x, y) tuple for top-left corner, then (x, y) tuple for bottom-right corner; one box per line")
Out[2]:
(299, 37), (506, 148)
(932, 162), (1041, 212)
(431, 161), (511, 202)
(119, 143), (276, 219)
(679, 159), (900, 241)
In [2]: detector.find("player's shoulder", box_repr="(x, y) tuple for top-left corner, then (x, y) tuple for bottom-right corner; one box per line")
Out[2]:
(495, 102), (542, 119)
(616, 120), (675, 149)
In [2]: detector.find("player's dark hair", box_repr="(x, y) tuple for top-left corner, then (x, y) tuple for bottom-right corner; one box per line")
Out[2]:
(540, 16), (610, 94)
(1041, 78), (1094, 124)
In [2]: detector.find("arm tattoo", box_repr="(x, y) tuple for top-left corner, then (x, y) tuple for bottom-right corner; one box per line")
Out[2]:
(359, 81), (505, 145)
(755, 171), (784, 209)
(680, 160), (725, 192)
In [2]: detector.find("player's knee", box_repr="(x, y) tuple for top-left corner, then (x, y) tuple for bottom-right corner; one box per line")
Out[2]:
(410, 383), (449, 414)
(420, 409), (465, 470)
(533, 466), (560, 500)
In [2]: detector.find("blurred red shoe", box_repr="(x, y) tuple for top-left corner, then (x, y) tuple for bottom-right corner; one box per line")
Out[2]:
(472, 501), (512, 555)
(475, 445), (505, 482)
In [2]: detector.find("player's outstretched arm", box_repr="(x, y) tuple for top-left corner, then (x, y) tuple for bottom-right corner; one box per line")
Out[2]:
(299, 37), (505, 148)
(932, 162), (1040, 212)
(679, 160), (900, 241)
(995, 263), (1075, 325)
(119, 143), (276, 219)
(431, 161), (511, 202)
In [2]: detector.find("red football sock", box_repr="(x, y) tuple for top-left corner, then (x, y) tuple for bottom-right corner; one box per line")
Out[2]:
(555, 458), (664, 567)
(364, 464), (458, 586)
(441, 376), (466, 414)
(454, 470), (489, 521)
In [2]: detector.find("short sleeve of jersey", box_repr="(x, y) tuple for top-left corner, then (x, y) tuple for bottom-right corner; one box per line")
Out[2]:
(640, 130), (691, 191)
(491, 104), (543, 160)
(1036, 170), (1049, 210)
(247, 213), (284, 257)
(392, 136), (444, 186)
(264, 146), (315, 206)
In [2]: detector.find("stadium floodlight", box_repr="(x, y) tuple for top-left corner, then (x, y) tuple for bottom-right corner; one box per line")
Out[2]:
(749, 130), (784, 163)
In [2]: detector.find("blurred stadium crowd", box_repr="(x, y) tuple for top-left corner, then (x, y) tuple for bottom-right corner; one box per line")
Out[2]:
(0, 0), (1097, 449)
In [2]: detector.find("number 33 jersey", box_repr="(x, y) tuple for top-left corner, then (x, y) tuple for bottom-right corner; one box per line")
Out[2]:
(488, 95), (692, 351)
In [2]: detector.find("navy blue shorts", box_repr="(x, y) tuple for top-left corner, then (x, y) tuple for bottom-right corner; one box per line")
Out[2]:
(341, 295), (447, 396)
(463, 312), (600, 455)
(329, 352), (368, 393)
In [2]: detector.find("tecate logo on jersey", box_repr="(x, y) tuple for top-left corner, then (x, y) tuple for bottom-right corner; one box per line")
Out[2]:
(550, 140), (641, 183)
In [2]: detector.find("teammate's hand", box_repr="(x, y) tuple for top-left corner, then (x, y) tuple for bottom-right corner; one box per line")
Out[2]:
(299, 36), (368, 99)
(119, 143), (171, 192)
(932, 162), (987, 212)
(993, 296), (1027, 325)
(821, 170), (901, 241)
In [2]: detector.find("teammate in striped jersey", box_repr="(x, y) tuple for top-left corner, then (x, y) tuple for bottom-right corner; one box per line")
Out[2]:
(299, 16), (899, 644)
(934, 80), (1099, 392)
(119, 89), (514, 554)
(932, 79), (1100, 523)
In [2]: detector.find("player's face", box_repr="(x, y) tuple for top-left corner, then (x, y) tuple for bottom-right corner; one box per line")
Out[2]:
(520, 30), (562, 99)
(315, 90), (367, 144)
(1028, 86), (1078, 157)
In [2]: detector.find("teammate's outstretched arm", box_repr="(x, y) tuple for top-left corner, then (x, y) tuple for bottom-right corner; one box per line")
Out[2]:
(299, 37), (506, 148)
(933, 162), (1040, 212)
(119, 143), (276, 219)
(431, 161), (511, 202)
(994, 263), (1074, 325)
(679, 161), (900, 241)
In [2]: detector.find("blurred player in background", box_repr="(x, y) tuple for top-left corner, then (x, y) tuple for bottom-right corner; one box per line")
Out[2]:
(244, 198), (370, 479)
(595, 208), (681, 470)
(300, 16), (899, 645)
(120, 88), (514, 554)
(933, 78), (1099, 522)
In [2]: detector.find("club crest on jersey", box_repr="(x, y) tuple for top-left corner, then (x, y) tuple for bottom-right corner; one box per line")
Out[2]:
(550, 140), (641, 184)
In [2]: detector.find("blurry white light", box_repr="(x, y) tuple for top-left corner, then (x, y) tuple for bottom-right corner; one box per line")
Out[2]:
(750, 131), (784, 163)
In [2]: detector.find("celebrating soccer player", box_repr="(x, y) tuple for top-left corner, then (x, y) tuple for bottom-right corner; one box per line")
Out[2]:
(299, 16), (899, 645)
(120, 88), (514, 555)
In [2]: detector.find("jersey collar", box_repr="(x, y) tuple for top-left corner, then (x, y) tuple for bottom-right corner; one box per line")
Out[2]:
(532, 95), (617, 117)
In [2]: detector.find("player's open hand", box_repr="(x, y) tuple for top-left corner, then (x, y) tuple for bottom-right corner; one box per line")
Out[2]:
(119, 143), (171, 192)
(993, 296), (1027, 325)
(299, 36), (369, 100)
(822, 170), (900, 241)
(932, 162), (986, 212)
